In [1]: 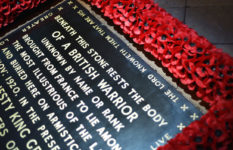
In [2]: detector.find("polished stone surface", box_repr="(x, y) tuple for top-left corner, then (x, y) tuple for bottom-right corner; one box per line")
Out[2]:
(154, 0), (185, 7)
(154, 0), (233, 56)
(165, 8), (185, 21)
(187, 0), (233, 6)
(186, 6), (233, 44)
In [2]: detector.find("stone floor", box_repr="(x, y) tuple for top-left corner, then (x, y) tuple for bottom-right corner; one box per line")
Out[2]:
(154, 0), (233, 56)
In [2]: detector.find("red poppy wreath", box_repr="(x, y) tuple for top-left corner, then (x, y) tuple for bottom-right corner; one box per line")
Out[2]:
(0, 0), (233, 149)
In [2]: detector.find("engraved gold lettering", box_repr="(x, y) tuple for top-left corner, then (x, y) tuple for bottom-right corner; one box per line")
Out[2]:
(52, 31), (65, 41)
(105, 35), (120, 49)
(120, 49), (147, 73)
(0, 86), (15, 111)
(151, 133), (172, 149)
(2, 47), (13, 59)
(87, 48), (109, 69)
(10, 59), (28, 80)
(105, 67), (129, 89)
(91, 96), (104, 109)
(22, 34), (45, 58)
(25, 80), (41, 98)
(61, 42), (71, 50)
(102, 108), (125, 132)
(75, 35), (89, 49)
(164, 89), (179, 103)
(96, 127), (122, 150)
(97, 79), (138, 123)
(26, 106), (40, 124)
(142, 104), (168, 127)
(76, 124), (92, 142)
(64, 65), (76, 75)
(0, 117), (8, 137)
(84, 16), (95, 25)
(77, 10), (86, 17)
(13, 40), (23, 52)
(6, 140), (19, 150)
(54, 74), (79, 101)
(33, 68), (67, 110)
(18, 96), (29, 107)
(54, 15), (77, 36)
(86, 113), (100, 127)
(66, 112), (79, 123)
(93, 24), (105, 36)
(37, 98), (50, 111)
(0, 59), (9, 74)
(9, 112), (31, 138)
(73, 75), (93, 95)
(26, 139), (42, 150)
(37, 125), (60, 150)
(128, 88), (144, 105)
(47, 112), (80, 149)
(68, 49), (100, 80)
(147, 74), (165, 89)
(41, 58), (58, 76)
(20, 51), (36, 68)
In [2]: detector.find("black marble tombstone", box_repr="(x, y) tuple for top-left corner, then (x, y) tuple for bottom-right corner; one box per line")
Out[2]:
(0, 0), (202, 149)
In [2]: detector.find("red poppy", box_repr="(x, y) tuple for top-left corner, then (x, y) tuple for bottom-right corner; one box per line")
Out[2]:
(1, 0), (233, 149)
